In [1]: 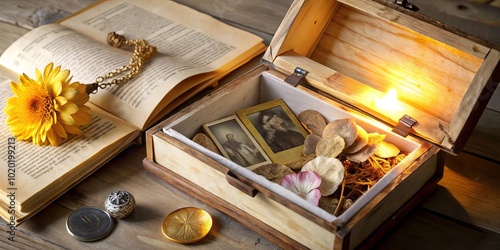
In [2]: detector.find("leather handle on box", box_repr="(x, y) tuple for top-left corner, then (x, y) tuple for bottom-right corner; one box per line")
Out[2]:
(225, 171), (258, 197)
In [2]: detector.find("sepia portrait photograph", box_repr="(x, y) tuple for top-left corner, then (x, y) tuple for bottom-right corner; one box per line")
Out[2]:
(203, 115), (271, 169)
(236, 99), (308, 164)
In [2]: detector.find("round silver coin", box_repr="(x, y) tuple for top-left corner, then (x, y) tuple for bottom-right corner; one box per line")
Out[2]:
(66, 207), (114, 241)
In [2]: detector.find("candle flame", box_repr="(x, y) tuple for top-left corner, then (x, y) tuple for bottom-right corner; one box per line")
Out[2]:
(374, 88), (402, 111)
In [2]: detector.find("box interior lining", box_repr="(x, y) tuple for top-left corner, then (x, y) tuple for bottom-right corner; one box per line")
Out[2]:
(167, 70), (426, 224)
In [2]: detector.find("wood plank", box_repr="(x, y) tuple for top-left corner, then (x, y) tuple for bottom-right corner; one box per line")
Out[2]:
(0, 0), (97, 29)
(421, 152), (500, 233)
(274, 51), (451, 148)
(341, 0), (491, 56)
(487, 84), (500, 111)
(374, 209), (500, 249)
(14, 144), (278, 249)
(0, 22), (28, 55)
(407, 0), (500, 49)
(447, 49), (500, 152)
(464, 108), (500, 161)
(1, 216), (66, 249)
(174, 0), (293, 36)
(312, 2), (484, 124)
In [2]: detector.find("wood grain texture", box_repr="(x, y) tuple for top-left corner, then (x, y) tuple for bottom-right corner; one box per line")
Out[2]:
(312, 2), (485, 124)
(374, 209), (500, 249)
(174, 0), (293, 36)
(0, 0), (96, 29)
(0, 0), (500, 249)
(15, 145), (278, 249)
(0, 22), (27, 55)
(464, 109), (500, 161)
(273, 51), (450, 147)
(422, 152), (500, 233)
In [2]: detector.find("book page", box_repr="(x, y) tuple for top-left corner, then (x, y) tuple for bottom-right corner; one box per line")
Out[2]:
(0, 24), (206, 130)
(0, 78), (140, 222)
(0, 0), (265, 129)
(61, 0), (265, 128)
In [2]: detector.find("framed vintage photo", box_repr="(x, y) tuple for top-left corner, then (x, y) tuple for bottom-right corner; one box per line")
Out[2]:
(236, 99), (308, 164)
(202, 115), (271, 170)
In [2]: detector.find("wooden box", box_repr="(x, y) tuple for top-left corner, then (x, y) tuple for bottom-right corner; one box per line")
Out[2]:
(144, 0), (500, 249)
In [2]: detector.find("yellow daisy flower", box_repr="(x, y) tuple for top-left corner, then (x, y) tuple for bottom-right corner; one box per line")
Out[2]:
(4, 63), (92, 146)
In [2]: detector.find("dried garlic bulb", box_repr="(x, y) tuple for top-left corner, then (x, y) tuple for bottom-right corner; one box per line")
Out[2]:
(301, 156), (344, 196)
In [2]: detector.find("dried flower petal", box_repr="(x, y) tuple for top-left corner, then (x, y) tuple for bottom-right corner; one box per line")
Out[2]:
(374, 141), (400, 158)
(322, 118), (358, 148)
(280, 171), (322, 205)
(298, 109), (326, 136)
(345, 144), (377, 163)
(316, 135), (345, 158)
(343, 125), (368, 154)
(253, 163), (294, 183)
(301, 156), (344, 196)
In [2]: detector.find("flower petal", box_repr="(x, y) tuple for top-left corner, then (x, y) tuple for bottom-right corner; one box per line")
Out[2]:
(51, 81), (62, 96)
(59, 112), (75, 125)
(56, 102), (79, 114)
(305, 189), (321, 206)
(5, 63), (91, 147)
(52, 122), (68, 138)
(280, 171), (322, 205)
(297, 170), (322, 190)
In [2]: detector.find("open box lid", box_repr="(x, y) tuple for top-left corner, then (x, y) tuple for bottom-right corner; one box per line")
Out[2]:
(262, 0), (500, 154)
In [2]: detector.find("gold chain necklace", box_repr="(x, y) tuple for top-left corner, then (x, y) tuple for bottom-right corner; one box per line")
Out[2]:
(85, 32), (157, 94)
(4, 32), (157, 146)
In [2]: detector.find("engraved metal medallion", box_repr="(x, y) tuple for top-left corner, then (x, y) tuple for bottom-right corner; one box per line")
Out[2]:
(104, 190), (135, 219)
(66, 207), (114, 241)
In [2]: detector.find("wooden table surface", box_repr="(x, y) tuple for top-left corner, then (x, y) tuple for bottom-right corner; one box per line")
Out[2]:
(1, 1), (499, 249)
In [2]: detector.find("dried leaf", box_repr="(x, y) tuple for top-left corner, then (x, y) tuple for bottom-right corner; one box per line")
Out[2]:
(192, 133), (221, 154)
(253, 163), (294, 183)
(298, 110), (327, 136)
(367, 132), (386, 144)
(322, 118), (358, 148)
(343, 125), (368, 154)
(287, 154), (316, 170)
(301, 156), (344, 196)
(374, 141), (400, 158)
(345, 144), (377, 163)
(316, 135), (345, 158)
(303, 134), (322, 156)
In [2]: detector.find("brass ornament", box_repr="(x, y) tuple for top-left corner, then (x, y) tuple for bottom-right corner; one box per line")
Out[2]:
(161, 207), (212, 244)
(85, 32), (157, 94)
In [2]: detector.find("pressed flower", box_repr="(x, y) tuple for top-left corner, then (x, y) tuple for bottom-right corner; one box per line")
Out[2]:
(4, 63), (92, 146)
(279, 171), (322, 205)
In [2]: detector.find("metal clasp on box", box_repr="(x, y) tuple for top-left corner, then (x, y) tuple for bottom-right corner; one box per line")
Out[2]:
(392, 114), (417, 137)
(394, 0), (419, 11)
(285, 67), (307, 86)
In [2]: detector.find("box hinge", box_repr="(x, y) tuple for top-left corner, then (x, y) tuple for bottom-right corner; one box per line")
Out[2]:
(285, 67), (307, 86)
(392, 114), (417, 137)
(394, 0), (419, 11)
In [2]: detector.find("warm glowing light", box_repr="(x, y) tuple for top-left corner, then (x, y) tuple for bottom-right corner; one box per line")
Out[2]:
(374, 88), (403, 111)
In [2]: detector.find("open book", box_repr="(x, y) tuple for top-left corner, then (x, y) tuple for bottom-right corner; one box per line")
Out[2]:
(0, 0), (266, 224)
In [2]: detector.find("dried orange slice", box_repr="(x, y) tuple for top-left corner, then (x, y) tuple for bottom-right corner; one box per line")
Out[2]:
(161, 207), (212, 244)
